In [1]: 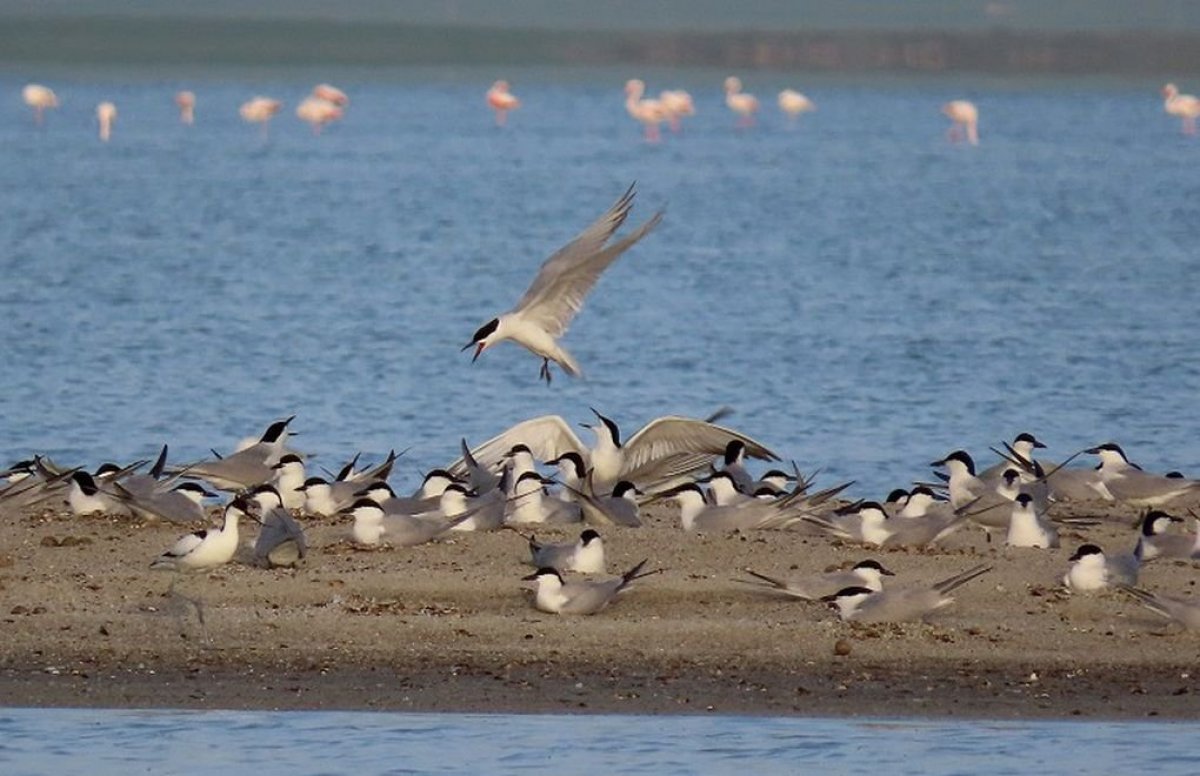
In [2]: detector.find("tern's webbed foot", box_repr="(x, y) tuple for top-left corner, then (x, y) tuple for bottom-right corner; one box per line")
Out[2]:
(539, 358), (552, 384)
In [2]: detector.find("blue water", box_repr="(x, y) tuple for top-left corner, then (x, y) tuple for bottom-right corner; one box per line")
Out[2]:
(1, 68), (1198, 496)
(1, 708), (1198, 775)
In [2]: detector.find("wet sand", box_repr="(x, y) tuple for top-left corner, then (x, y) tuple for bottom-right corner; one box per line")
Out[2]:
(1, 497), (1197, 719)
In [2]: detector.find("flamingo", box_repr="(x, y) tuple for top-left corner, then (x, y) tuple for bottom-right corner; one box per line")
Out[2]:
(486, 80), (520, 126)
(942, 100), (979, 145)
(312, 83), (349, 107)
(175, 90), (195, 125)
(96, 101), (117, 142)
(22, 84), (59, 126)
(239, 96), (282, 138)
(659, 89), (695, 132)
(723, 76), (759, 129)
(778, 89), (815, 125)
(296, 96), (343, 135)
(624, 79), (666, 142)
(1162, 83), (1200, 135)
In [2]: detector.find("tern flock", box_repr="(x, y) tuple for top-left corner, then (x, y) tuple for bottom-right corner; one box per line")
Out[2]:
(7, 76), (1200, 631)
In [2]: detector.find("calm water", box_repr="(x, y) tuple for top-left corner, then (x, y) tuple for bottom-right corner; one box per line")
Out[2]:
(1, 68), (1198, 496)
(2, 708), (1199, 775)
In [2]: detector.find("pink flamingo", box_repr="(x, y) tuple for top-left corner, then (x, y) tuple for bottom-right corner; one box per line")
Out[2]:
(1162, 83), (1200, 135)
(175, 91), (196, 125)
(659, 89), (695, 132)
(624, 79), (666, 142)
(296, 96), (343, 135)
(239, 96), (282, 138)
(942, 100), (979, 145)
(486, 80), (520, 126)
(96, 101), (117, 142)
(22, 84), (59, 126)
(778, 89), (815, 125)
(312, 84), (349, 107)
(723, 77), (759, 129)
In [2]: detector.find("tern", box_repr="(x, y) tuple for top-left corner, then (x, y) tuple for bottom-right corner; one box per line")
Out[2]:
(661, 481), (838, 532)
(250, 489), (308, 568)
(805, 500), (969, 549)
(1063, 543), (1138, 592)
(569, 479), (644, 527)
(503, 471), (580, 525)
(451, 408), (778, 493)
(152, 498), (251, 571)
(114, 481), (215, 524)
(523, 559), (657, 615)
(1087, 443), (1200, 506)
(1005, 492), (1059, 549)
(179, 416), (296, 492)
(463, 184), (663, 383)
(1134, 511), (1199, 562)
(1120, 586), (1200, 631)
(822, 564), (992, 623)
(343, 499), (473, 547)
(523, 529), (606, 574)
(737, 560), (894, 601)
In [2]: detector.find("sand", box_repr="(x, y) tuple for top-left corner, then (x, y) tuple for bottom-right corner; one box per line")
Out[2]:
(1, 495), (1198, 719)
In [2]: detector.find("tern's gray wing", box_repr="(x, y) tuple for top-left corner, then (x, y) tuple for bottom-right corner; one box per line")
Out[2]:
(255, 509), (307, 566)
(852, 588), (951, 623)
(1106, 471), (1200, 506)
(738, 569), (836, 600)
(512, 185), (634, 317)
(623, 418), (780, 486)
(576, 492), (642, 527)
(381, 513), (459, 547)
(1121, 587), (1200, 630)
(513, 194), (663, 338)
(530, 541), (575, 569)
(448, 416), (584, 476)
(558, 578), (624, 615)
(1043, 467), (1106, 501)
(114, 485), (206, 525)
(181, 452), (273, 491)
(692, 501), (798, 532)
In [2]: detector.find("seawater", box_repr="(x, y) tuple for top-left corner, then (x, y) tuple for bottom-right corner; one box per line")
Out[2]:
(1, 68), (1197, 497)
(1, 708), (1199, 775)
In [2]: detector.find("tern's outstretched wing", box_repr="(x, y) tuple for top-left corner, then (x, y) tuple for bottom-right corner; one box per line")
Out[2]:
(513, 185), (663, 338)
(447, 415), (585, 477)
(621, 417), (779, 486)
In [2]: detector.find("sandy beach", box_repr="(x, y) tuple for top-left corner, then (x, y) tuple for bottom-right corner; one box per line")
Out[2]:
(1, 496), (1197, 719)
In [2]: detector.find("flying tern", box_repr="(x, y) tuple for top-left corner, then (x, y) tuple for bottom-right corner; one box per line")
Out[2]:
(463, 183), (663, 383)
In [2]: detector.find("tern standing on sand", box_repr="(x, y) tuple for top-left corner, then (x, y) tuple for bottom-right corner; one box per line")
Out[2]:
(463, 184), (663, 383)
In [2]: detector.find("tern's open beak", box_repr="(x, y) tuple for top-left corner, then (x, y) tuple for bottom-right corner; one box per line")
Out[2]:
(520, 571), (540, 581)
(462, 342), (485, 362)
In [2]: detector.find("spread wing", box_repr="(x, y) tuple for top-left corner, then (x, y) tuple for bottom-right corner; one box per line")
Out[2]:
(621, 417), (780, 486)
(446, 415), (585, 476)
(512, 184), (663, 338)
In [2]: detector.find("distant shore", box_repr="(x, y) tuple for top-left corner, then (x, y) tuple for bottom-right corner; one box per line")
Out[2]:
(2, 16), (1199, 74)
(2, 497), (1198, 718)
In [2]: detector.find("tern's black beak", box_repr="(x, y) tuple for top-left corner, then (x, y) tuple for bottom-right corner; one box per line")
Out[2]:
(462, 342), (485, 362)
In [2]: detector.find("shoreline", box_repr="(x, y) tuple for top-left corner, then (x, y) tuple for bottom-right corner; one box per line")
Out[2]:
(2, 656), (1197, 720)
(2, 499), (1198, 720)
